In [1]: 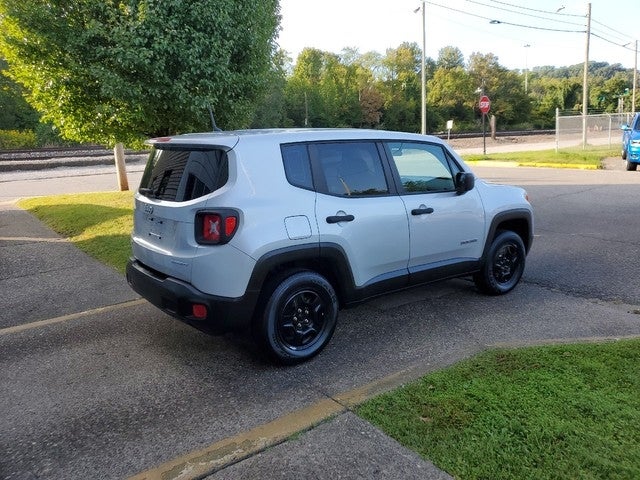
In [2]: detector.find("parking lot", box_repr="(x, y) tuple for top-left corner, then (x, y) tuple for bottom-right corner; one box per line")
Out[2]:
(1, 162), (639, 479)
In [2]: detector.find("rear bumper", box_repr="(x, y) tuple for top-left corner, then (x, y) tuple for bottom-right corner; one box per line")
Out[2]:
(126, 259), (256, 335)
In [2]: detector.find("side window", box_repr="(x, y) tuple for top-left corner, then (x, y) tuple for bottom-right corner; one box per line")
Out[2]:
(309, 142), (389, 196)
(281, 144), (314, 190)
(387, 142), (458, 194)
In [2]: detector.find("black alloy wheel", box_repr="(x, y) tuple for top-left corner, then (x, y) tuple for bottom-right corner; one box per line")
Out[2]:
(258, 271), (338, 364)
(474, 230), (526, 295)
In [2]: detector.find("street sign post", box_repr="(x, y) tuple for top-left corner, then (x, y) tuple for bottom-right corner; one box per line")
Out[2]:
(479, 95), (491, 154)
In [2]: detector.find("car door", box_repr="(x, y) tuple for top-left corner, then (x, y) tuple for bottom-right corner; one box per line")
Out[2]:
(383, 141), (485, 280)
(311, 141), (410, 290)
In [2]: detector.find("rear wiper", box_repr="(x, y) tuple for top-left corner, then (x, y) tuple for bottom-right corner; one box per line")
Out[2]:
(138, 187), (157, 197)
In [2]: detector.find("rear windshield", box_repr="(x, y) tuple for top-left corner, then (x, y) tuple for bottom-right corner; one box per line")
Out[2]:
(139, 146), (229, 202)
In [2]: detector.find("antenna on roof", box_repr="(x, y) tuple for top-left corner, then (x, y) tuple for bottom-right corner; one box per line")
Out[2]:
(207, 103), (222, 132)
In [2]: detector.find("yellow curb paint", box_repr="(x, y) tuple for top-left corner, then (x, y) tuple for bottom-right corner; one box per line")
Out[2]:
(465, 160), (598, 170)
(128, 397), (345, 480)
(0, 299), (146, 336)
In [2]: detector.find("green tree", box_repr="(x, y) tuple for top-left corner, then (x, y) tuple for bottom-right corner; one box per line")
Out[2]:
(0, 58), (39, 130)
(380, 42), (423, 132)
(251, 49), (291, 128)
(284, 48), (363, 128)
(0, 1), (280, 146)
(437, 46), (465, 70)
(427, 66), (475, 129)
(468, 52), (531, 128)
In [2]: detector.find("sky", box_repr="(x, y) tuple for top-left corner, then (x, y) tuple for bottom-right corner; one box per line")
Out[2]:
(277, 0), (639, 71)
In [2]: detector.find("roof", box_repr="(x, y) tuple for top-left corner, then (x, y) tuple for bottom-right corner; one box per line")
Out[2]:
(147, 128), (445, 148)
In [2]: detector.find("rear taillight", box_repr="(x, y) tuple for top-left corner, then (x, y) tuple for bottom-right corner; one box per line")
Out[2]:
(195, 210), (239, 245)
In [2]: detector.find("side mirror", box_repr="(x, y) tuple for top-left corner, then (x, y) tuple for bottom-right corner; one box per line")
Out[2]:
(621, 124), (630, 131)
(455, 172), (475, 195)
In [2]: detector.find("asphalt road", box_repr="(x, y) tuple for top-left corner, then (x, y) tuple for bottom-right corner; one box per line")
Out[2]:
(1, 162), (639, 479)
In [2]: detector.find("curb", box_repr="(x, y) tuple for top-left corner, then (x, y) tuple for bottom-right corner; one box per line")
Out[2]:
(0, 154), (147, 172)
(465, 160), (599, 170)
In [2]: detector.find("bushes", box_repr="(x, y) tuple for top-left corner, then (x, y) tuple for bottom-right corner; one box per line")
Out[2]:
(0, 124), (79, 149)
(0, 129), (37, 149)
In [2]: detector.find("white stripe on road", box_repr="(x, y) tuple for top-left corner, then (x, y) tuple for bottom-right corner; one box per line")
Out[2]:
(0, 299), (146, 336)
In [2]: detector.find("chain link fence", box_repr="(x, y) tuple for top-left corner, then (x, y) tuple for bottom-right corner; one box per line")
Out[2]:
(555, 110), (635, 151)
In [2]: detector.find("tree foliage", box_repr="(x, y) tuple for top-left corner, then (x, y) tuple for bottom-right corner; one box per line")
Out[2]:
(2, 11), (637, 141)
(0, 0), (280, 146)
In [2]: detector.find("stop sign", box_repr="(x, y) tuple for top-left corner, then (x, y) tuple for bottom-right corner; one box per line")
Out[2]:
(479, 95), (491, 114)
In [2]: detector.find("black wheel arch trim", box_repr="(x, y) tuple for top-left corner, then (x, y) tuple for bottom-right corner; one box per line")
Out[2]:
(483, 209), (534, 260)
(245, 243), (358, 308)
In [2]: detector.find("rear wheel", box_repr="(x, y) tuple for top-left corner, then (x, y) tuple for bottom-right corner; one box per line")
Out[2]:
(622, 148), (627, 160)
(626, 160), (638, 171)
(256, 271), (338, 364)
(474, 231), (526, 295)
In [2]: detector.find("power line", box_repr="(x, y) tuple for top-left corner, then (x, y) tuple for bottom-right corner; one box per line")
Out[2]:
(467, 0), (586, 28)
(487, 0), (584, 17)
(590, 19), (633, 45)
(425, 1), (584, 33)
(474, 0), (636, 54)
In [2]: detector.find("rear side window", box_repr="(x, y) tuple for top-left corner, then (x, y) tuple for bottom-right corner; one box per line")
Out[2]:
(309, 142), (389, 196)
(281, 144), (314, 190)
(139, 146), (228, 202)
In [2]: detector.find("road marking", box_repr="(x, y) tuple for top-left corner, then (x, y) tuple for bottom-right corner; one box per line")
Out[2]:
(0, 299), (146, 336)
(0, 236), (69, 243)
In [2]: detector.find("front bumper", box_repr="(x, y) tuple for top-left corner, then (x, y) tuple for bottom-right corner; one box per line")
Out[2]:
(126, 259), (257, 335)
(628, 143), (640, 162)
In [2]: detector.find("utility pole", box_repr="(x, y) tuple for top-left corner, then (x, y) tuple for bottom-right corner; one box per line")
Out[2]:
(633, 40), (637, 115)
(582, 2), (591, 149)
(421, 1), (426, 135)
(524, 44), (530, 94)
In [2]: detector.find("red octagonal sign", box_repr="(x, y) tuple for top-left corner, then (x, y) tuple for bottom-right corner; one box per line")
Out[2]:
(479, 95), (491, 114)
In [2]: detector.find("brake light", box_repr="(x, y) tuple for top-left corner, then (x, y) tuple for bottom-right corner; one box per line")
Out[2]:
(202, 214), (222, 242)
(196, 210), (238, 245)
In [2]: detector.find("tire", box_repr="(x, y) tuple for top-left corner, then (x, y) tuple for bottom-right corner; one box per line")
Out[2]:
(256, 271), (338, 364)
(626, 160), (638, 171)
(474, 230), (526, 295)
(622, 148), (627, 160)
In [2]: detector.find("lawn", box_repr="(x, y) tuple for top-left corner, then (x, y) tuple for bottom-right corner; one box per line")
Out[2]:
(358, 340), (640, 480)
(462, 147), (619, 169)
(18, 191), (134, 274)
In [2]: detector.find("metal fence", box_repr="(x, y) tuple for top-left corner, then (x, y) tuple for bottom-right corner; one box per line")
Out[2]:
(555, 110), (635, 151)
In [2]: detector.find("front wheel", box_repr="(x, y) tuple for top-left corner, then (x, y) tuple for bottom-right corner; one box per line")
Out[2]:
(257, 271), (338, 364)
(474, 231), (526, 295)
(626, 160), (638, 171)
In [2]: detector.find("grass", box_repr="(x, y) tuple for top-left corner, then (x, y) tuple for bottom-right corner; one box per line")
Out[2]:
(462, 147), (619, 168)
(18, 191), (134, 274)
(358, 340), (640, 480)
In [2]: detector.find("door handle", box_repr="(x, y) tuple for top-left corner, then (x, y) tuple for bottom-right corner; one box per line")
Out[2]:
(411, 207), (434, 215)
(326, 215), (355, 224)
